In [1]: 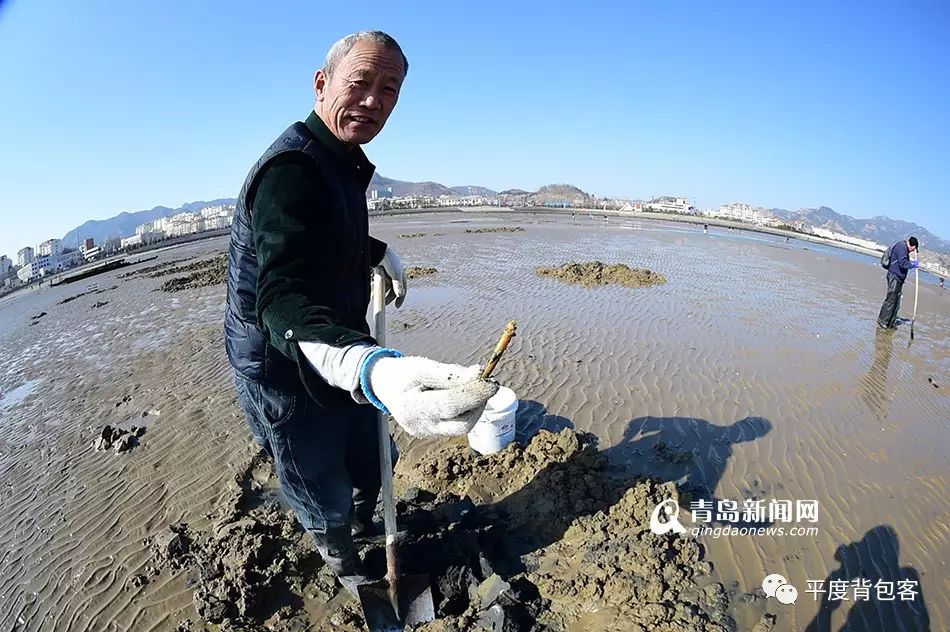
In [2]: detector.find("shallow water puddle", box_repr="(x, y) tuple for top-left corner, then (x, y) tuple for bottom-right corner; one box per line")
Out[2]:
(0, 378), (42, 411)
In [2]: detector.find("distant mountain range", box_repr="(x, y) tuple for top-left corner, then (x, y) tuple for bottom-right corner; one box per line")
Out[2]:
(769, 206), (950, 254)
(369, 173), (496, 198)
(61, 199), (237, 248)
(52, 176), (947, 258)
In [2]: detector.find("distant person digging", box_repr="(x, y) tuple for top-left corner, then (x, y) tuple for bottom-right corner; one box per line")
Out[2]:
(536, 261), (666, 288)
(877, 236), (919, 329)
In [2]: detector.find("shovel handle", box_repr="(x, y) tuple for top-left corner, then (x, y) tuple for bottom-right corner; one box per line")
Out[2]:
(481, 320), (517, 380)
(371, 269), (399, 553)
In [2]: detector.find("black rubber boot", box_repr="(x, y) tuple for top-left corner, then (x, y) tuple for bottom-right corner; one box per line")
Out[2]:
(312, 526), (368, 598)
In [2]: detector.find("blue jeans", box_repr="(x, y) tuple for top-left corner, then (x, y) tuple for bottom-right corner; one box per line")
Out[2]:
(234, 373), (392, 535)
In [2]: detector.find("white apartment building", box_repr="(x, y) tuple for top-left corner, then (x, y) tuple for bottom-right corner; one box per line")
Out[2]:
(200, 204), (235, 219)
(121, 235), (143, 249)
(203, 215), (232, 230)
(707, 203), (770, 225)
(17, 247), (34, 267)
(36, 238), (63, 257)
(18, 255), (63, 282)
(646, 197), (691, 214)
(17, 263), (35, 283)
(130, 206), (234, 242)
(150, 212), (203, 237)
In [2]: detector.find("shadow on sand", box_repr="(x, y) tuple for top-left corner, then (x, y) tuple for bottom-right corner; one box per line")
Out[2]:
(804, 525), (930, 632)
(604, 415), (774, 528)
(389, 405), (776, 614)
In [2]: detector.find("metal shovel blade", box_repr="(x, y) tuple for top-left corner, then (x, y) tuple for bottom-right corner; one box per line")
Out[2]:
(358, 575), (435, 631)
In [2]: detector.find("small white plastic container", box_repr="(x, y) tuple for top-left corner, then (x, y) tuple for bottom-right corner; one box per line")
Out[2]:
(467, 386), (518, 455)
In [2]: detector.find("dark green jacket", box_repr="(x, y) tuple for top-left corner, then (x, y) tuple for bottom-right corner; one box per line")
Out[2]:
(225, 111), (387, 402)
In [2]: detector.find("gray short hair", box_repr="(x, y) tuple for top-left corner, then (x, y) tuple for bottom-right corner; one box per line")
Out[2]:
(323, 31), (408, 79)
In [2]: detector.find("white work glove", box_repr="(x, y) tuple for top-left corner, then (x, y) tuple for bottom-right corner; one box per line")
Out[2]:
(379, 247), (407, 307)
(365, 357), (499, 438)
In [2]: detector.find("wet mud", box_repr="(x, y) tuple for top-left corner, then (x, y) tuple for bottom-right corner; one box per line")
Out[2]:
(407, 267), (438, 280)
(151, 430), (735, 631)
(465, 227), (526, 234)
(536, 261), (667, 288)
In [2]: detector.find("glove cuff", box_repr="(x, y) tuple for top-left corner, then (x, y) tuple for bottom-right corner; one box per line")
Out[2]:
(359, 347), (403, 414)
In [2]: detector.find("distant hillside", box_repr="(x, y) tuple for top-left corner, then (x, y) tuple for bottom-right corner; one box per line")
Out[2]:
(61, 199), (236, 247)
(529, 184), (593, 206)
(450, 185), (497, 196)
(771, 206), (950, 254)
(368, 176), (597, 206)
(369, 173), (455, 197)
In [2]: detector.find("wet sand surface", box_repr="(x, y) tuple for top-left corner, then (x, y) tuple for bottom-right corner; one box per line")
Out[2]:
(0, 212), (946, 631)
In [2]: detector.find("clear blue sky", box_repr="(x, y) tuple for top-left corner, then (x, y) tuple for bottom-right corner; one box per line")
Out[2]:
(1, 0), (947, 257)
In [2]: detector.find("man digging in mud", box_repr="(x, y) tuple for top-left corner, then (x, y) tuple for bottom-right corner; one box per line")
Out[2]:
(224, 30), (498, 596)
(877, 236), (919, 329)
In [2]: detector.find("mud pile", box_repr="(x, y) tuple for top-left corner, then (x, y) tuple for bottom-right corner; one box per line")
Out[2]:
(153, 430), (736, 631)
(407, 266), (438, 279)
(158, 254), (229, 292)
(119, 256), (194, 279)
(536, 261), (667, 289)
(93, 423), (145, 453)
(149, 455), (339, 631)
(465, 227), (526, 234)
(395, 429), (732, 631)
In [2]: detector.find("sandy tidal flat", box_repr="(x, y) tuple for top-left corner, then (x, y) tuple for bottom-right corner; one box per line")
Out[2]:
(0, 213), (947, 631)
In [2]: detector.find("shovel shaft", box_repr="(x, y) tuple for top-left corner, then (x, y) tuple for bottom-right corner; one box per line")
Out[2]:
(913, 267), (919, 320)
(371, 269), (400, 570)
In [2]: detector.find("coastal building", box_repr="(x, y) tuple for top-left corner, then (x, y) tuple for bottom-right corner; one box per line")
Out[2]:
(619, 201), (644, 213)
(135, 222), (166, 243)
(202, 215), (232, 230)
(199, 204), (235, 229)
(17, 246), (34, 267)
(15, 250), (73, 282)
(707, 203), (770, 225)
(17, 263), (34, 283)
(82, 246), (102, 261)
(645, 196), (691, 214)
(80, 238), (101, 261)
(120, 234), (143, 249)
(36, 238), (63, 257)
(0, 255), (11, 278)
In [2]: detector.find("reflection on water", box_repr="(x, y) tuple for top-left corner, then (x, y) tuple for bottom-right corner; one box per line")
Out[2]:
(861, 327), (895, 421)
(0, 378), (42, 412)
(398, 285), (471, 308)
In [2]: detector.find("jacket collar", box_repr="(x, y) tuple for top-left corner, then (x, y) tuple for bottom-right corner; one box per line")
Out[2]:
(305, 111), (375, 185)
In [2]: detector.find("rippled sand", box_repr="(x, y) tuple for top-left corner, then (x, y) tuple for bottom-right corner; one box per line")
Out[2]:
(0, 213), (946, 631)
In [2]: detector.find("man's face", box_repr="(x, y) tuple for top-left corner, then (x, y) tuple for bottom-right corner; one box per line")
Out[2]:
(315, 40), (405, 145)
(909, 242), (918, 252)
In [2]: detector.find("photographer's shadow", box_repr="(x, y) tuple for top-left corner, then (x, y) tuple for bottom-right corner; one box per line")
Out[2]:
(604, 415), (774, 527)
(804, 525), (930, 632)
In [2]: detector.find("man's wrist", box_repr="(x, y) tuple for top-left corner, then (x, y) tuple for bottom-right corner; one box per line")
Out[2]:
(358, 348), (403, 413)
